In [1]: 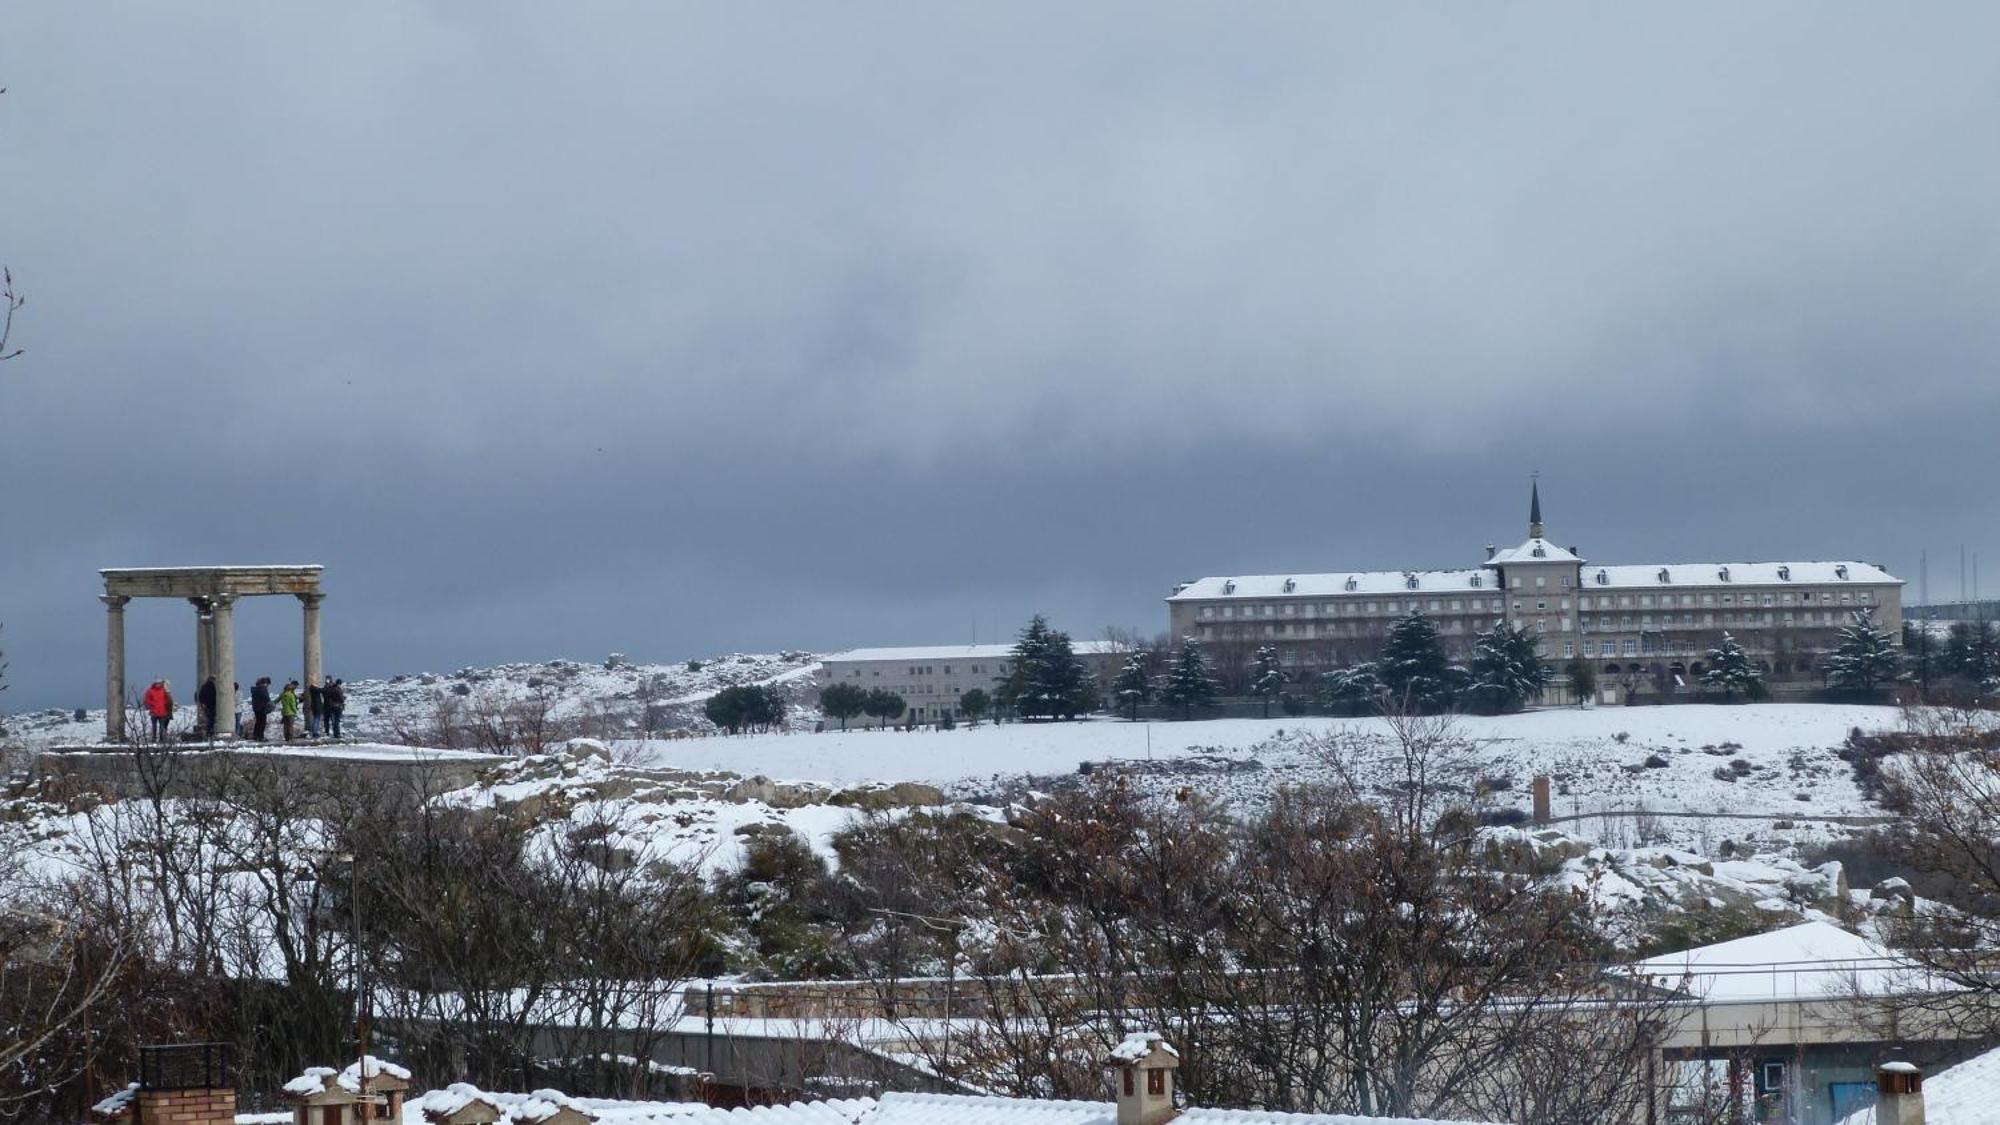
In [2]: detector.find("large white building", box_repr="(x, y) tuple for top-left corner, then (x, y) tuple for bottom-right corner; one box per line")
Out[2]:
(1167, 485), (1903, 703)
(817, 641), (1131, 723)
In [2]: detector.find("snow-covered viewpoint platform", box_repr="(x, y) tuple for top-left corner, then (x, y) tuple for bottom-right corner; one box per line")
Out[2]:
(99, 564), (326, 742)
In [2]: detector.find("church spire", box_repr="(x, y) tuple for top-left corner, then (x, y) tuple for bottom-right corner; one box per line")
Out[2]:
(1529, 476), (1544, 539)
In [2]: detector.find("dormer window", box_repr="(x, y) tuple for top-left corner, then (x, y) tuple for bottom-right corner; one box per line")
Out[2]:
(1282, 578), (1296, 593)
(1222, 580), (1235, 595)
(1595, 569), (1608, 585)
(1718, 566), (1731, 582)
(1405, 573), (1419, 590)
(1835, 565), (1850, 580)
(1344, 576), (1358, 592)
(1532, 545), (1547, 558)
(1657, 568), (1670, 584)
(1470, 574), (1482, 588)
(1777, 565), (1791, 581)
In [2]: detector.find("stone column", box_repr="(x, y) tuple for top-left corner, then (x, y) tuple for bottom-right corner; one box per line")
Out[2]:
(103, 595), (130, 742)
(190, 597), (214, 691)
(212, 594), (238, 739)
(299, 592), (324, 699)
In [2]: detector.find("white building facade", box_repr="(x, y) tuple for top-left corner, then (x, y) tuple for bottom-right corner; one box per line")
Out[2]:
(817, 641), (1131, 723)
(1167, 485), (1903, 703)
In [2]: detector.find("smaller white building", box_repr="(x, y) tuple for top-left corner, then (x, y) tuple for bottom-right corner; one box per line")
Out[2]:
(818, 642), (1131, 723)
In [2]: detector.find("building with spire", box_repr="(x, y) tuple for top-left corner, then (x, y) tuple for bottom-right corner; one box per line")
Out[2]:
(1165, 484), (1903, 703)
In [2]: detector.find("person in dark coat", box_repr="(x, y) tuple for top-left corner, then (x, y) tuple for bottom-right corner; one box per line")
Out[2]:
(250, 676), (274, 741)
(306, 679), (324, 738)
(197, 677), (218, 738)
(322, 677), (346, 740)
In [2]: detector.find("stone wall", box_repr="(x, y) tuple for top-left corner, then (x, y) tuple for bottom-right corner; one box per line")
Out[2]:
(34, 747), (490, 806)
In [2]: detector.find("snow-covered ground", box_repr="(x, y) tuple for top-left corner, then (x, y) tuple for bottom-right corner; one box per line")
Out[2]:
(4, 684), (1921, 953)
(618, 702), (1897, 861)
(631, 702), (1878, 795)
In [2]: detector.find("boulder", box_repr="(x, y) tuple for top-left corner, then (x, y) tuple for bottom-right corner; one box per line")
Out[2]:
(829, 781), (947, 811)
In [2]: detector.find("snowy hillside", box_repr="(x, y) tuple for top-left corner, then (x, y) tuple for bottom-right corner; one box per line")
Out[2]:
(0, 650), (825, 747)
(624, 703), (1895, 854)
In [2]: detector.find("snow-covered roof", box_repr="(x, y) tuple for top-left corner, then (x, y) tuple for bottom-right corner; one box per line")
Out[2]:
(1169, 559), (1900, 602)
(418, 1083), (499, 1117)
(1837, 1043), (2000, 1124)
(338, 1055), (412, 1090)
(1624, 921), (1929, 1003)
(859, 1092), (1504, 1124)
(823, 642), (1128, 664)
(414, 1084), (711, 1124)
(1585, 561), (1901, 589)
(282, 1067), (341, 1098)
(1168, 570), (1492, 601)
(1108, 1031), (1178, 1064)
(1486, 538), (1583, 566)
(401, 1086), (1498, 1125)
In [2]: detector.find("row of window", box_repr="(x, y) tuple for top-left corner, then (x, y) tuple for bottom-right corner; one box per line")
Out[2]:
(1579, 590), (1870, 610)
(841, 663), (995, 679)
(1196, 588), (1876, 622)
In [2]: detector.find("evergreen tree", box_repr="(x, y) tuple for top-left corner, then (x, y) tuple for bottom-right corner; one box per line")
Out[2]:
(1826, 611), (1900, 692)
(1111, 651), (1153, 721)
(997, 615), (1097, 721)
(1700, 633), (1761, 700)
(1320, 662), (1383, 715)
(1943, 621), (2000, 692)
(1903, 622), (1941, 695)
(706, 684), (785, 733)
(863, 688), (905, 729)
(1466, 621), (1551, 714)
(1158, 639), (1218, 720)
(1564, 657), (1597, 708)
(958, 687), (990, 727)
(1250, 645), (1287, 718)
(1375, 612), (1460, 711)
(819, 681), (867, 731)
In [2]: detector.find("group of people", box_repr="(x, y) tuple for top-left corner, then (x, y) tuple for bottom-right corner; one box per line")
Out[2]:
(169, 674), (348, 741)
(241, 675), (348, 740)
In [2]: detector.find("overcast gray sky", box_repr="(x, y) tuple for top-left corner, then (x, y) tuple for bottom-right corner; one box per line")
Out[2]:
(3, 3), (1998, 710)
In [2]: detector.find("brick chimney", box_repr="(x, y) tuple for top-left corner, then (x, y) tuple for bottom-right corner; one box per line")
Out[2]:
(100, 1043), (236, 1125)
(1876, 1062), (1924, 1125)
(1106, 1032), (1179, 1125)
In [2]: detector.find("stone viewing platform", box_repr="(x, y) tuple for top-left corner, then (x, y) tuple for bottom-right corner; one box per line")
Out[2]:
(33, 741), (495, 801)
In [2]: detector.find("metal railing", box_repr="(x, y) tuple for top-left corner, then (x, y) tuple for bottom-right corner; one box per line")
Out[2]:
(138, 1042), (234, 1091)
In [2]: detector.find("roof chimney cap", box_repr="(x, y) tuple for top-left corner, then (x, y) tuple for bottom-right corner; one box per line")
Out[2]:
(1108, 1033), (1179, 1125)
(1876, 1062), (1923, 1123)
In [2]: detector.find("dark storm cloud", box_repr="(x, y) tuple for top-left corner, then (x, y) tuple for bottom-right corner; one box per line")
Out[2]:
(3, 3), (1998, 708)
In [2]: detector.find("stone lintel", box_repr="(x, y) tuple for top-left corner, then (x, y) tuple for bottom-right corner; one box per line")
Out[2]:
(101, 566), (324, 600)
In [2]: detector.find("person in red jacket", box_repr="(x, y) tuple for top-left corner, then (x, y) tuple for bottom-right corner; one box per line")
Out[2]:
(143, 679), (173, 742)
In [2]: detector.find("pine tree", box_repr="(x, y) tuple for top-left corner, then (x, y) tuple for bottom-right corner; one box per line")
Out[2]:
(1375, 612), (1460, 711)
(1903, 622), (1941, 694)
(1565, 657), (1597, 708)
(958, 687), (990, 727)
(1826, 611), (1900, 692)
(1111, 651), (1153, 721)
(819, 681), (867, 731)
(1250, 645), (1286, 718)
(1701, 633), (1761, 700)
(1320, 662), (1383, 715)
(863, 688), (905, 729)
(1943, 621), (2000, 692)
(1466, 621), (1551, 713)
(996, 615), (1095, 720)
(1158, 639), (1218, 720)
